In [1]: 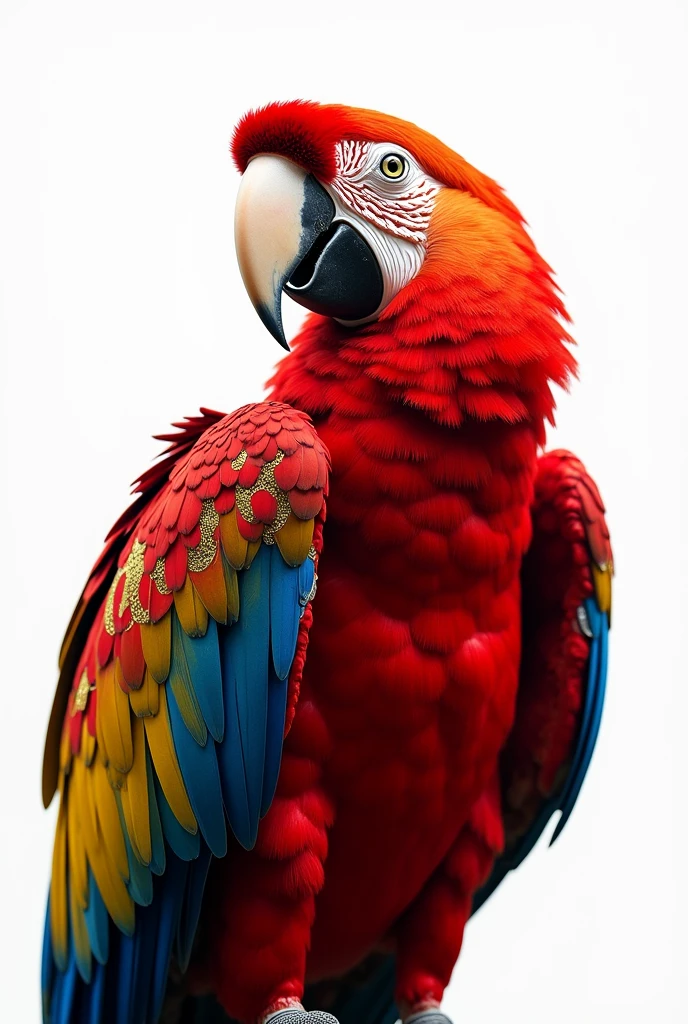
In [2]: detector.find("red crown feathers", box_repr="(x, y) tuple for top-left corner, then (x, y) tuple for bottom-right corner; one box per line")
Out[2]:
(231, 100), (523, 225)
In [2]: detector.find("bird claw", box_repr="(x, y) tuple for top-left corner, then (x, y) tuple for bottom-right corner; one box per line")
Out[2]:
(405, 1012), (454, 1024)
(264, 1010), (340, 1024)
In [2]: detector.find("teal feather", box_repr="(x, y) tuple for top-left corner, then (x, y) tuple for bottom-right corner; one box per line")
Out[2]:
(84, 870), (109, 965)
(146, 755), (167, 876)
(169, 615), (208, 746)
(153, 773), (201, 862)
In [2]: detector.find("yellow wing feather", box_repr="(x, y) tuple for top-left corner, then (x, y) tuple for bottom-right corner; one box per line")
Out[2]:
(190, 552), (229, 624)
(129, 668), (160, 718)
(143, 685), (197, 834)
(97, 663), (133, 773)
(140, 610), (171, 683)
(219, 507), (249, 569)
(50, 795), (69, 970)
(45, 402), (328, 998)
(174, 575), (209, 637)
(275, 513), (314, 566)
(120, 717), (152, 865)
(67, 764), (88, 911)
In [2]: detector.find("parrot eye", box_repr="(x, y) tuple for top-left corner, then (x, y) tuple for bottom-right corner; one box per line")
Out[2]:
(379, 153), (408, 180)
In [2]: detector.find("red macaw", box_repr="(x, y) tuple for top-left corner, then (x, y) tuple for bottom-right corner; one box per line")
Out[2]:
(42, 100), (613, 1024)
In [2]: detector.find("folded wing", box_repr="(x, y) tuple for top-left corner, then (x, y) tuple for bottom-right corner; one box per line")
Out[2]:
(473, 449), (612, 912)
(42, 402), (329, 1023)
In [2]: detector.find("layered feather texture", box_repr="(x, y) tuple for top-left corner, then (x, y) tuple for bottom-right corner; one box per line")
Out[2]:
(43, 402), (328, 1023)
(43, 100), (612, 1024)
(474, 450), (613, 910)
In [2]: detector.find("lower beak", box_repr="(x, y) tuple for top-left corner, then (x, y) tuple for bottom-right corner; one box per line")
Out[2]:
(234, 155), (383, 348)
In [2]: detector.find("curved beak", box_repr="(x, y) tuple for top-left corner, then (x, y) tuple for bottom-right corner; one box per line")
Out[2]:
(235, 155), (384, 348)
(234, 155), (335, 349)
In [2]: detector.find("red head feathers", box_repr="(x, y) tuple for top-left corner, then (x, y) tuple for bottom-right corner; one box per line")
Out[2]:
(232, 99), (523, 225)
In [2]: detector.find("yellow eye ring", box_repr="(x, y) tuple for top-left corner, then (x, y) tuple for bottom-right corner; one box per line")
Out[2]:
(380, 153), (407, 180)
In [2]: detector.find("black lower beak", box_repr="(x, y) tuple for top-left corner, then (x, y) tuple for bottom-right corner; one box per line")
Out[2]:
(285, 220), (384, 322)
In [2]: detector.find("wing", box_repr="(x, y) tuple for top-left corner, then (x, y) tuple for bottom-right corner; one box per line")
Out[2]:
(42, 401), (329, 1024)
(473, 449), (612, 912)
(42, 407), (228, 810)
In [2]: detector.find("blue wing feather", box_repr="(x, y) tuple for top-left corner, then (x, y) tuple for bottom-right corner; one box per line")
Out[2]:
(119, 813), (154, 908)
(261, 667), (289, 817)
(153, 774), (201, 863)
(167, 680), (227, 858)
(179, 617), (225, 743)
(270, 545), (302, 679)
(53, 946), (77, 1024)
(551, 598), (608, 844)
(115, 929), (138, 1024)
(473, 596), (609, 913)
(85, 961), (106, 1024)
(44, 537), (316, 1021)
(297, 557), (315, 608)
(177, 844), (213, 973)
(150, 856), (189, 1023)
(42, 900), (55, 1021)
(218, 544), (270, 849)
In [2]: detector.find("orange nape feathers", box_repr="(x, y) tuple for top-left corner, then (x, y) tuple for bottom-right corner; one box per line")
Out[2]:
(232, 99), (523, 225)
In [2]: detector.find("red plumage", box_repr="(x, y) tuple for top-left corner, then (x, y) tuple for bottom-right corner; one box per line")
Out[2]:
(43, 101), (612, 1024)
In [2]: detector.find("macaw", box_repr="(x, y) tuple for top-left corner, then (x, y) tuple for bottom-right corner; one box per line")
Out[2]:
(41, 100), (613, 1024)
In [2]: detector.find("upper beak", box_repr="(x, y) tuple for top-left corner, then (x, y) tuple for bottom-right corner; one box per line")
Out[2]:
(235, 154), (384, 348)
(234, 155), (334, 349)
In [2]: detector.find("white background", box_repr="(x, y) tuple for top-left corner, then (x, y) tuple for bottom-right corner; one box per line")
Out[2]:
(1, 1), (685, 1020)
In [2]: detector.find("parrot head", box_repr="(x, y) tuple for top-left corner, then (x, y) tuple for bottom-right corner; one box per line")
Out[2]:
(232, 100), (540, 349)
(232, 101), (574, 428)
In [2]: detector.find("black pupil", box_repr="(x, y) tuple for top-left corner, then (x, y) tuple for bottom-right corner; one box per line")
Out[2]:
(387, 158), (400, 174)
